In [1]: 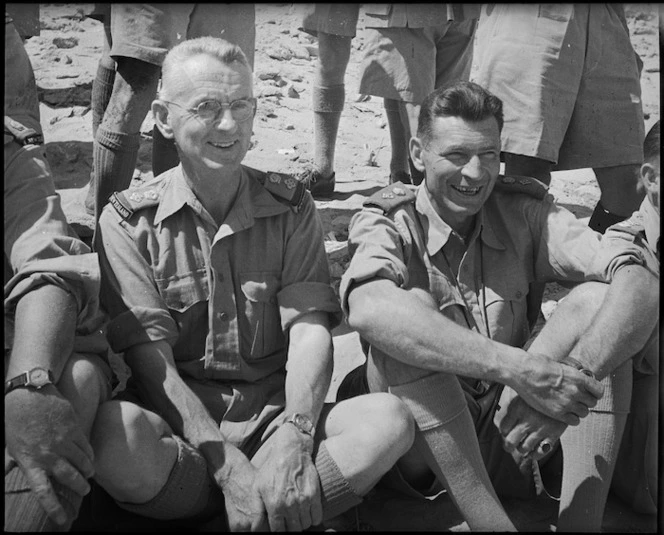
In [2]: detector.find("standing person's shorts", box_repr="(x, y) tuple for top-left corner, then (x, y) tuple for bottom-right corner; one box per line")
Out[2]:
(472, 3), (644, 170)
(108, 3), (256, 68)
(358, 20), (476, 104)
(299, 3), (360, 38)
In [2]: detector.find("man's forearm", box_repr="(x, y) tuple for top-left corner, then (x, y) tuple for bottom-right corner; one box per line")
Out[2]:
(284, 312), (333, 427)
(7, 284), (77, 381)
(569, 265), (659, 379)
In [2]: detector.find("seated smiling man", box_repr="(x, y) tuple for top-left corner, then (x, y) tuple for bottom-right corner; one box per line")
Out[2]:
(341, 81), (658, 531)
(90, 37), (413, 532)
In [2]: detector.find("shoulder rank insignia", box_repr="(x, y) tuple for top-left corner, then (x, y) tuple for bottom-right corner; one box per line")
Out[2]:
(108, 184), (163, 220)
(258, 171), (307, 212)
(363, 181), (416, 214)
(493, 174), (549, 200)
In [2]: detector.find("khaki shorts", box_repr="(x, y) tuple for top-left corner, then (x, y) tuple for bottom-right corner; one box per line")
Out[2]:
(108, 4), (256, 67)
(358, 20), (476, 103)
(472, 4), (644, 170)
(299, 4), (359, 38)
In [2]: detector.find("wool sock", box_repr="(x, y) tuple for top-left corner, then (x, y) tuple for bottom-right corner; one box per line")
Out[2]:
(92, 127), (140, 221)
(312, 85), (345, 176)
(390, 374), (516, 531)
(556, 362), (631, 532)
(315, 442), (363, 522)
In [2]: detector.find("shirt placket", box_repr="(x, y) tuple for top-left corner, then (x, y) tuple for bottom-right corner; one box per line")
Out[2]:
(204, 234), (242, 377)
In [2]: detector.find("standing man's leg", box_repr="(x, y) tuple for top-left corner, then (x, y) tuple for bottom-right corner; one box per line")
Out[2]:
(589, 165), (645, 232)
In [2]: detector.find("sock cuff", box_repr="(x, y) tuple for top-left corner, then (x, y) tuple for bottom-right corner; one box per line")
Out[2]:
(312, 85), (345, 113)
(315, 442), (363, 521)
(116, 435), (211, 521)
(95, 63), (116, 86)
(96, 128), (141, 152)
(389, 373), (468, 431)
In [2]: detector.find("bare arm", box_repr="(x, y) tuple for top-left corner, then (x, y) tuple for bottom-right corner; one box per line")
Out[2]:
(347, 278), (604, 425)
(5, 285), (94, 526)
(568, 265), (659, 379)
(125, 339), (266, 531)
(254, 311), (332, 531)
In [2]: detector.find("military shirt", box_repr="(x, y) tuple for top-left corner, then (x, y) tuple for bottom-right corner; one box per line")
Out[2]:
(98, 164), (340, 384)
(340, 180), (648, 351)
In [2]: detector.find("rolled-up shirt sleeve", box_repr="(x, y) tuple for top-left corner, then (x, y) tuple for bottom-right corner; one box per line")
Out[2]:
(277, 194), (341, 330)
(339, 208), (410, 317)
(4, 143), (102, 334)
(97, 207), (179, 353)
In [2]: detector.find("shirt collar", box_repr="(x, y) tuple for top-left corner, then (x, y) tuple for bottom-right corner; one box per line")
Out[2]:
(414, 185), (506, 255)
(154, 165), (290, 229)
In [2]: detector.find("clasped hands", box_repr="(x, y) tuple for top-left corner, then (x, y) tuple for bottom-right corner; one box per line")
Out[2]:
(495, 352), (603, 471)
(222, 422), (323, 531)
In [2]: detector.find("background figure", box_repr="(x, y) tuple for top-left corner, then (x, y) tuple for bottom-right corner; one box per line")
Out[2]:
(85, 3), (256, 222)
(5, 16), (112, 531)
(297, 4), (360, 198)
(358, 4), (478, 185)
(472, 3), (646, 233)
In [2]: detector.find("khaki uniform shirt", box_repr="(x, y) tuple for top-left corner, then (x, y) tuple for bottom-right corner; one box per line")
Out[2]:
(98, 165), (340, 384)
(340, 179), (648, 376)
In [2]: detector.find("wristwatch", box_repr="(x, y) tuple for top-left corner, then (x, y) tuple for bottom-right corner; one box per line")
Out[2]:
(4, 367), (54, 395)
(285, 413), (315, 437)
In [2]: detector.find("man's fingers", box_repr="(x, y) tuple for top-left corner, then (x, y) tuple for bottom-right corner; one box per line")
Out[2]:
(310, 489), (323, 527)
(582, 374), (605, 399)
(66, 441), (95, 480)
(26, 467), (68, 525)
(267, 511), (287, 532)
(51, 459), (91, 497)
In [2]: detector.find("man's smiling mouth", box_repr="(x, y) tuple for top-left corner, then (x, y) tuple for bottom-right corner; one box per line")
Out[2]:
(451, 185), (481, 196)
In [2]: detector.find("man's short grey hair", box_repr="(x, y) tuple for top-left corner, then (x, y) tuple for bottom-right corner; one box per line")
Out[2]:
(159, 37), (251, 99)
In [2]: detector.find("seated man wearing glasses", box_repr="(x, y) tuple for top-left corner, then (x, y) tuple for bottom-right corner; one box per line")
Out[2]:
(89, 37), (414, 531)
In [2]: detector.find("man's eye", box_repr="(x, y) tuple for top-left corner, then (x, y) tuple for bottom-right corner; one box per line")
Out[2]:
(480, 152), (498, 161)
(197, 101), (220, 114)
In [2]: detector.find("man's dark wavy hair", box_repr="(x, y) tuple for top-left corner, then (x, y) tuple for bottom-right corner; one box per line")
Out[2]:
(417, 81), (504, 145)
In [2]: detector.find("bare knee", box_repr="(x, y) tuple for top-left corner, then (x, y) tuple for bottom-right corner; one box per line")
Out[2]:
(353, 393), (415, 457)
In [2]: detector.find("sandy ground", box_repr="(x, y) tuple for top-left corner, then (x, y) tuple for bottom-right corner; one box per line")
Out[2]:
(19, 3), (660, 532)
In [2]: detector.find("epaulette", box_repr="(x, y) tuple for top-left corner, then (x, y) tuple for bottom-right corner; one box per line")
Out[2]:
(257, 171), (307, 212)
(362, 182), (416, 215)
(493, 175), (549, 200)
(108, 180), (164, 220)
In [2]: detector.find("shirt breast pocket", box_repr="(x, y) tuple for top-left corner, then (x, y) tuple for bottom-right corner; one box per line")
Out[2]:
(483, 280), (528, 346)
(240, 272), (283, 359)
(157, 269), (209, 313)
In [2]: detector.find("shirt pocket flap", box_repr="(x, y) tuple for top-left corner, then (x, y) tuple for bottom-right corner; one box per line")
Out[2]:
(483, 279), (527, 305)
(157, 270), (209, 312)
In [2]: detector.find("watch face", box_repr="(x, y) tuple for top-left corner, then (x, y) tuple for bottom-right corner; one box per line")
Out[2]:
(294, 414), (313, 433)
(28, 368), (50, 387)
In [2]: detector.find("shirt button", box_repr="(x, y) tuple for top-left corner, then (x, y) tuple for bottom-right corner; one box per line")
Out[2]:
(515, 291), (522, 299)
(218, 312), (228, 321)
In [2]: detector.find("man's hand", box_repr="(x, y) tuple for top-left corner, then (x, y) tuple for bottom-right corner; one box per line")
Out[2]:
(493, 386), (567, 474)
(511, 352), (604, 425)
(214, 446), (267, 531)
(4, 386), (94, 526)
(254, 423), (323, 531)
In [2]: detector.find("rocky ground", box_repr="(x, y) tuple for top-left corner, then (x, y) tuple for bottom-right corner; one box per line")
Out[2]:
(21, 3), (660, 532)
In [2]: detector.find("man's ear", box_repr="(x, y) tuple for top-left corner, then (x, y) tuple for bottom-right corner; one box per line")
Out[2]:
(409, 136), (426, 173)
(152, 100), (174, 139)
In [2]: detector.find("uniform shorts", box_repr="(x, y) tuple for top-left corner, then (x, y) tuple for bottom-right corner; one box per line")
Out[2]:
(108, 4), (256, 68)
(299, 3), (359, 38)
(358, 20), (476, 104)
(472, 4), (644, 170)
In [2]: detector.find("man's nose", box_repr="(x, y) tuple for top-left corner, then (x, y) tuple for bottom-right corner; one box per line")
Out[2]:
(461, 154), (483, 180)
(214, 107), (237, 130)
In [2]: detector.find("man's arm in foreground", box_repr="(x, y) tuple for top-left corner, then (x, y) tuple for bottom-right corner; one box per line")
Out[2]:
(5, 285), (94, 526)
(124, 340), (267, 531)
(346, 278), (604, 425)
(253, 311), (333, 531)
